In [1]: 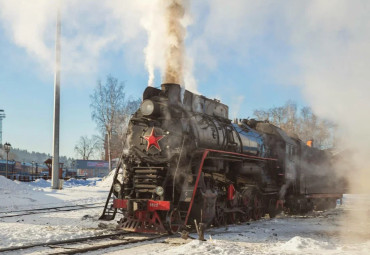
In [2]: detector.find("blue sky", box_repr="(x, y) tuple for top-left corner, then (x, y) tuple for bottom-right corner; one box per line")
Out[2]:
(1, 29), (302, 158)
(0, 29), (151, 158)
(6, 0), (360, 159)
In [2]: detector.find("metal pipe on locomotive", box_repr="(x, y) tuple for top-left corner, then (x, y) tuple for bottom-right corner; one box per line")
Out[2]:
(100, 83), (345, 234)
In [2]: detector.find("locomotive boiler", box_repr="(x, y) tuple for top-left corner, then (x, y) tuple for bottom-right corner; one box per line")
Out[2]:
(100, 83), (345, 234)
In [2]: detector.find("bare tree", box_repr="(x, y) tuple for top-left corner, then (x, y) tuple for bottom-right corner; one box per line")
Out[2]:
(90, 76), (141, 170)
(254, 109), (270, 122)
(253, 101), (335, 149)
(108, 98), (141, 160)
(280, 101), (298, 135)
(74, 135), (99, 160)
(90, 75), (127, 170)
(115, 98), (141, 148)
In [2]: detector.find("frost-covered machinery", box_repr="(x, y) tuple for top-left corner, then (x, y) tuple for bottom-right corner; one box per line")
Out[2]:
(100, 83), (346, 234)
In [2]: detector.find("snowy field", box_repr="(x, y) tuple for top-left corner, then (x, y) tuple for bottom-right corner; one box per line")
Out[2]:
(1, 175), (370, 255)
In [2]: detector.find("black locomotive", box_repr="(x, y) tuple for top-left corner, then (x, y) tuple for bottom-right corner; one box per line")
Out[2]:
(100, 83), (345, 234)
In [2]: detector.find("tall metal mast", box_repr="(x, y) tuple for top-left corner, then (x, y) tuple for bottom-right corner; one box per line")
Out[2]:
(0, 110), (5, 146)
(51, 4), (61, 189)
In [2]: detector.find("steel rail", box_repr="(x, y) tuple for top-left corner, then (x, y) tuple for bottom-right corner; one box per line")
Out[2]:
(0, 231), (166, 254)
(0, 203), (104, 219)
(0, 202), (104, 214)
(49, 235), (165, 255)
(0, 232), (128, 252)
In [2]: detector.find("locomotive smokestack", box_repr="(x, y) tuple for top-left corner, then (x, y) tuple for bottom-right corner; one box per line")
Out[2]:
(161, 83), (181, 91)
(161, 83), (181, 104)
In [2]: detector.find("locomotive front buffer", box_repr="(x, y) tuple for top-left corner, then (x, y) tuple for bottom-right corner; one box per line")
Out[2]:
(113, 198), (171, 234)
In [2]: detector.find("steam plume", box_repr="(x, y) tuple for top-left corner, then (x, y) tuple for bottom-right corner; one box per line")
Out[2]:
(163, 0), (186, 85)
(0, 0), (151, 85)
(143, 0), (194, 89)
(0, 0), (196, 90)
(189, 0), (370, 241)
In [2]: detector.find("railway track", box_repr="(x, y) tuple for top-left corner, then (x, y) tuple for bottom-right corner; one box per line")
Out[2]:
(0, 203), (104, 219)
(0, 232), (166, 254)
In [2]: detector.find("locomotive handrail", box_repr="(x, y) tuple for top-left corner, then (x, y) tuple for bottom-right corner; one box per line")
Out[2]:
(184, 150), (209, 226)
(183, 148), (278, 226)
(204, 149), (278, 161)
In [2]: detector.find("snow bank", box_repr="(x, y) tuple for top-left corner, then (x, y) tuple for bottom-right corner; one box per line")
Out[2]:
(150, 240), (247, 255)
(279, 236), (335, 251)
(0, 176), (41, 193)
(0, 175), (111, 212)
(0, 177), (103, 191)
(97, 169), (115, 188)
(63, 178), (102, 188)
(0, 176), (57, 212)
(28, 178), (51, 188)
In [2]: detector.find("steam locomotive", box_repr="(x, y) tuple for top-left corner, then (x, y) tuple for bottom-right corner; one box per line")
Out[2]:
(100, 83), (345, 234)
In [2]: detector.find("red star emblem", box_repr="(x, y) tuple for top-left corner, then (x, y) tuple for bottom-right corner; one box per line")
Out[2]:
(144, 127), (164, 151)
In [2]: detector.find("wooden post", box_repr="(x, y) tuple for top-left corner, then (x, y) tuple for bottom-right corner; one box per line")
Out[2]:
(198, 223), (205, 241)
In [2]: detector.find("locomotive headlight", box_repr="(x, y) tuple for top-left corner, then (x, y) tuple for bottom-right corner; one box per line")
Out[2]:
(113, 183), (122, 193)
(141, 99), (159, 116)
(155, 186), (164, 196)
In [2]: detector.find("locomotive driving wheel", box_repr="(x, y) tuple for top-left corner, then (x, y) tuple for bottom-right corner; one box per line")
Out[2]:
(227, 211), (240, 224)
(267, 199), (278, 218)
(240, 190), (252, 222)
(252, 191), (263, 220)
(166, 209), (183, 234)
(227, 191), (240, 224)
(228, 210), (241, 224)
(215, 201), (226, 226)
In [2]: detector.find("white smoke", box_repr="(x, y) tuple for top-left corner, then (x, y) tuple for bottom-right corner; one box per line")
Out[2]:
(0, 0), (55, 69)
(278, 1), (370, 194)
(0, 1), (143, 85)
(0, 0), (196, 90)
(141, 2), (166, 87)
(189, 0), (370, 241)
(189, 0), (370, 187)
(142, 0), (195, 90)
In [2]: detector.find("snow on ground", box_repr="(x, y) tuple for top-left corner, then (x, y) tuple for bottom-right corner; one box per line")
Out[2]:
(95, 195), (370, 255)
(99, 206), (370, 255)
(0, 175), (114, 249)
(0, 176), (108, 213)
(1, 173), (370, 254)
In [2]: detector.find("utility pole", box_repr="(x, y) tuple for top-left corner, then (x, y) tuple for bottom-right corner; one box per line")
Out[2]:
(51, 3), (61, 189)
